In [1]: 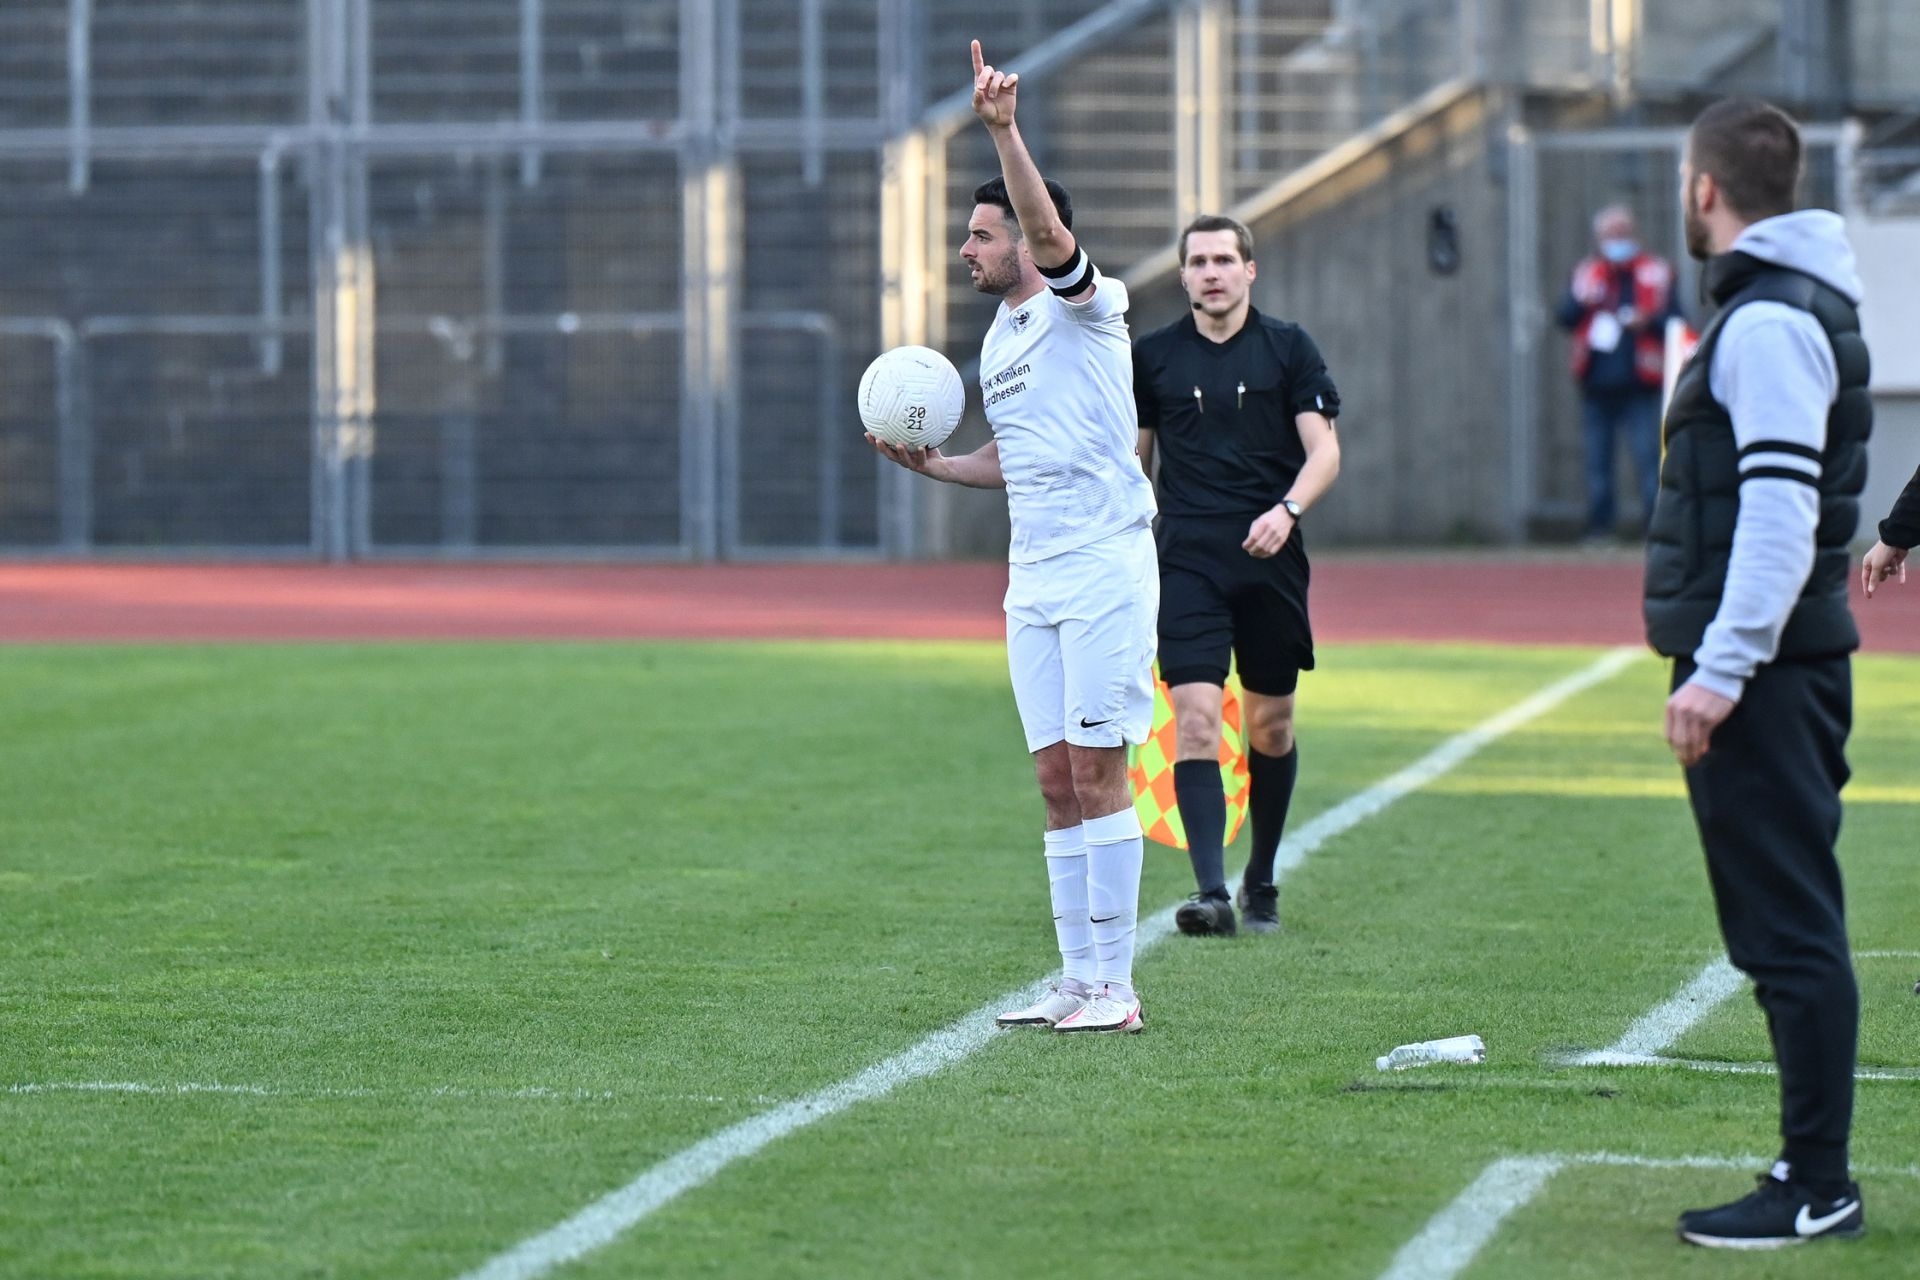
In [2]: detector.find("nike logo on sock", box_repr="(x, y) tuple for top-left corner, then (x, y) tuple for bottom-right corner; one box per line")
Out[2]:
(1090, 914), (1118, 924)
(1795, 1201), (1859, 1236)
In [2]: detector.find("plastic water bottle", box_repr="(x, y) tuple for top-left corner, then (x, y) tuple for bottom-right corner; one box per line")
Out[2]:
(1375, 1034), (1486, 1071)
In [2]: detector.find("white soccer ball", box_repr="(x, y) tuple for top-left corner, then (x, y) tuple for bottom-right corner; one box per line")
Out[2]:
(857, 345), (965, 450)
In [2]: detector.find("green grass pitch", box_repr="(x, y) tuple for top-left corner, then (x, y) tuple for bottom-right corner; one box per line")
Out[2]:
(2, 641), (1917, 1278)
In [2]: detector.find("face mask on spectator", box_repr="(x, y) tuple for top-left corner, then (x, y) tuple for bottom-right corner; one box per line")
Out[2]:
(1600, 238), (1638, 263)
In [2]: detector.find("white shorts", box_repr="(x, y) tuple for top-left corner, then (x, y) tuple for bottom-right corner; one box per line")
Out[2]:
(1004, 525), (1158, 752)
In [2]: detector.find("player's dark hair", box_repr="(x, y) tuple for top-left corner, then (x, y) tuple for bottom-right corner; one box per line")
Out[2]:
(1688, 98), (1802, 222)
(1178, 214), (1254, 265)
(971, 176), (1074, 235)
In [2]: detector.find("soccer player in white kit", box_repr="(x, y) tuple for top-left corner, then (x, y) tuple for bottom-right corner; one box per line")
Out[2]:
(869, 42), (1158, 1033)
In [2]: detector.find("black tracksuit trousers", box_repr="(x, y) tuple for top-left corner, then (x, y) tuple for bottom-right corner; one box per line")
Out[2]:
(1676, 655), (1857, 1185)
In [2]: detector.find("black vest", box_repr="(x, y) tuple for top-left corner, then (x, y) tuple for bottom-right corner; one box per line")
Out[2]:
(1642, 251), (1871, 659)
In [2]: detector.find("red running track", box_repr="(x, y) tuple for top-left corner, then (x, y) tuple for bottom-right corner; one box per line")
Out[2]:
(0, 556), (1914, 652)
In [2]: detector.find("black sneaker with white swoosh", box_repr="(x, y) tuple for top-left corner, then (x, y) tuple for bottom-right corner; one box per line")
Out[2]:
(1677, 1166), (1864, 1249)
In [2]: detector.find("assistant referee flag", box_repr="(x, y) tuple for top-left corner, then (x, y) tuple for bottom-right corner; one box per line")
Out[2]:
(1128, 666), (1250, 850)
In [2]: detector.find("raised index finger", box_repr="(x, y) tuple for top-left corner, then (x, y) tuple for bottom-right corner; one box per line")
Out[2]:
(971, 39), (984, 77)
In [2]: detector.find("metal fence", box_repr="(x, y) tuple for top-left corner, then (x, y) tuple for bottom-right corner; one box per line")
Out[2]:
(0, 0), (1623, 558)
(0, 1), (865, 558)
(0, 0), (1907, 556)
(0, 0), (1156, 559)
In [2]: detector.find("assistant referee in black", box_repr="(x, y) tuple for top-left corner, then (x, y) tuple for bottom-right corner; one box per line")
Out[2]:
(1132, 214), (1341, 937)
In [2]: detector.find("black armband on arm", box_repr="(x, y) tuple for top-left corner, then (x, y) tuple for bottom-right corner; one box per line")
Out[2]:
(1036, 246), (1095, 297)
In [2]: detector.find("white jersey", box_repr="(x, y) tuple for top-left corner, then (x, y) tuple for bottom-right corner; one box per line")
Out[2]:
(979, 271), (1157, 564)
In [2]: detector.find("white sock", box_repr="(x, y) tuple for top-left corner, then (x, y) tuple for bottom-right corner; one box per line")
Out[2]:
(1082, 807), (1144, 1001)
(1043, 826), (1095, 989)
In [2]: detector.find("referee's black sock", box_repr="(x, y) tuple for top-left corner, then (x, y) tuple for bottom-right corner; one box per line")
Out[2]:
(1172, 759), (1228, 899)
(1244, 745), (1298, 888)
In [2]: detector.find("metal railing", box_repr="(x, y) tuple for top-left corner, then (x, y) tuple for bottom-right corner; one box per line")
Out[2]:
(8, 0), (896, 558)
(0, 309), (843, 557)
(0, 319), (86, 549)
(14, 0), (1913, 558)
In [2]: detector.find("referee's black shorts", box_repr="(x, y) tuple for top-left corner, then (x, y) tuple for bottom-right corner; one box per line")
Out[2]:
(1156, 515), (1315, 697)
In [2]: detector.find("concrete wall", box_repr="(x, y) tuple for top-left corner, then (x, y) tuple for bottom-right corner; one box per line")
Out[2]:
(1633, 0), (1781, 92)
(1852, 0), (1920, 106)
(1847, 211), (1920, 549)
(1850, 215), (1920, 394)
(1865, 396), (1920, 548)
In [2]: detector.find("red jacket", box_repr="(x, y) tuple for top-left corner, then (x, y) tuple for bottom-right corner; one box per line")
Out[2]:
(1566, 252), (1674, 388)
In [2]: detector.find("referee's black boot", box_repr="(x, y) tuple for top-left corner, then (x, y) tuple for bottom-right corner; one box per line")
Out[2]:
(1236, 881), (1281, 935)
(1678, 1166), (1863, 1249)
(1174, 891), (1236, 936)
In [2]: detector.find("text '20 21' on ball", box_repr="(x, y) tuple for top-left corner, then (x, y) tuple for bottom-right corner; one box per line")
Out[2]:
(858, 345), (965, 449)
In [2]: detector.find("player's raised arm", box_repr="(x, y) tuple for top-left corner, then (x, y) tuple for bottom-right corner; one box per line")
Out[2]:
(970, 40), (1082, 281)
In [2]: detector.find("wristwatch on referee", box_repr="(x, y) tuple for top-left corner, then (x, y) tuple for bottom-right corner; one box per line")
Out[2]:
(1280, 498), (1304, 521)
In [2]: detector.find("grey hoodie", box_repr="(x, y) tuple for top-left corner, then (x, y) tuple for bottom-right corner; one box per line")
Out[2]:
(1689, 209), (1865, 701)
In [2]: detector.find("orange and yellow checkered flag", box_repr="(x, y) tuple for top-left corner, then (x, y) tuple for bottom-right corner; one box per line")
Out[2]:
(1128, 666), (1250, 850)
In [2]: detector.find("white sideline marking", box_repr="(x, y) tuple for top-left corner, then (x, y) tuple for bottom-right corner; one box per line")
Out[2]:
(1565, 949), (1920, 1071)
(1577, 1152), (1751, 1171)
(1376, 1156), (1565, 1280)
(1565, 956), (1745, 1066)
(1576, 1056), (1920, 1083)
(458, 647), (1643, 1280)
(1379, 1152), (1920, 1280)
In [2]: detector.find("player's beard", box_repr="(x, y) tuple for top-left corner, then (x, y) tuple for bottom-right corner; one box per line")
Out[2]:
(1683, 176), (1711, 261)
(970, 248), (1022, 296)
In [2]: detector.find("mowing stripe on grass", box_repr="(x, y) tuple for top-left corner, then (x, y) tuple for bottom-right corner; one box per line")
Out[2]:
(1378, 1153), (1920, 1280)
(457, 647), (1642, 1280)
(1266, 648), (1643, 888)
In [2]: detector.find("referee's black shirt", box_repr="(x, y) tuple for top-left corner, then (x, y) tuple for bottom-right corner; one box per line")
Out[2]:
(1132, 308), (1340, 517)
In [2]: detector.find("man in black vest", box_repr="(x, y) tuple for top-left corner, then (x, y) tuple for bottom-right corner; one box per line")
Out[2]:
(1647, 98), (1870, 1249)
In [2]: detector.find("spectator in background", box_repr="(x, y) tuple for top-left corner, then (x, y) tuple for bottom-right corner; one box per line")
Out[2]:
(1557, 204), (1681, 542)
